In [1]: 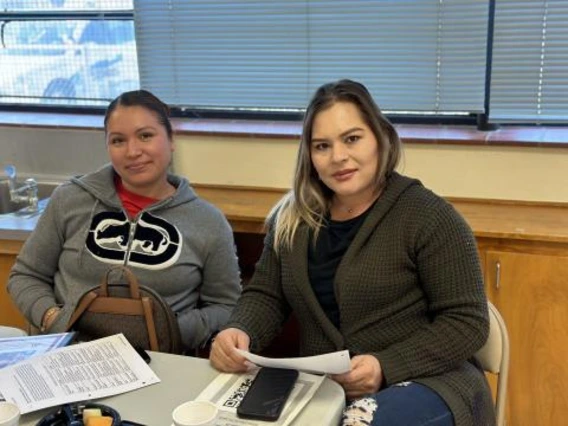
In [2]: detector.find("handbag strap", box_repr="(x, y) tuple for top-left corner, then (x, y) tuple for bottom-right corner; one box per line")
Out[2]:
(67, 266), (160, 351)
(100, 265), (141, 299)
(66, 290), (98, 331)
(141, 297), (159, 351)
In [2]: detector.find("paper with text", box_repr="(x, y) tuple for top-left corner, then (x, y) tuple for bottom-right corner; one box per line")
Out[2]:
(0, 334), (160, 414)
(236, 349), (351, 374)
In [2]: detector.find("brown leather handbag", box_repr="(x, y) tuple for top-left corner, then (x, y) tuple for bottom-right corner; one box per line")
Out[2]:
(66, 265), (182, 354)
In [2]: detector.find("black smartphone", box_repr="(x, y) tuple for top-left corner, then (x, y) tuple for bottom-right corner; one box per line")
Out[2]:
(133, 346), (151, 364)
(237, 367), (299, 422)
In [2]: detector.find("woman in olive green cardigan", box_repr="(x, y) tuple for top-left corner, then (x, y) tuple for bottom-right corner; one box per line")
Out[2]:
(210, 79), (495, 426)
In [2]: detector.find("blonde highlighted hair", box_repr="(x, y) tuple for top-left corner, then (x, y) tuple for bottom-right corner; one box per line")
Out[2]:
(269, 79), (402, 252)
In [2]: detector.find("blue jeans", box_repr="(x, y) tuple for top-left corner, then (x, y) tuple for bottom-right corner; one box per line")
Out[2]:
(341, 382), (454, 426)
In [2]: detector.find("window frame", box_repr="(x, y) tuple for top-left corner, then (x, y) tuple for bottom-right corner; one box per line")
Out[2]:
(0, 1), (567, 130)
(0, 2), (487, 127)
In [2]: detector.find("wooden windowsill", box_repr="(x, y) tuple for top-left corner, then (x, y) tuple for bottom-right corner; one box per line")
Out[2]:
(1, 110), (567, 148)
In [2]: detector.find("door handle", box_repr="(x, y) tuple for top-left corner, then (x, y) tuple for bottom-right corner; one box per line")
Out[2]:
(495, 261), (501, 290)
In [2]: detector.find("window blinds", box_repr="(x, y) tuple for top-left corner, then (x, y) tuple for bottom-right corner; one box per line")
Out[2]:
(490, 0), (568, 123)
(134, 0), (488, 114)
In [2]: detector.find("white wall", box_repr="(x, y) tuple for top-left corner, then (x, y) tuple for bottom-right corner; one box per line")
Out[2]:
(174, 134), (568, 203)
(1, 127), (107, 181)
(2, 126), (567, 203)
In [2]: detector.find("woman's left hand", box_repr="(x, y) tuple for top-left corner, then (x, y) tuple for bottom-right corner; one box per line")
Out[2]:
(331, 354), (383, 399)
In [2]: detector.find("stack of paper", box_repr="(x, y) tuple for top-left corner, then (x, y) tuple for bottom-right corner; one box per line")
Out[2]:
(0, 334), (159, 414)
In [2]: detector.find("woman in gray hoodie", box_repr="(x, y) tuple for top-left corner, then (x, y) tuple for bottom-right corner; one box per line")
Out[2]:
(8, 90), (241, 351)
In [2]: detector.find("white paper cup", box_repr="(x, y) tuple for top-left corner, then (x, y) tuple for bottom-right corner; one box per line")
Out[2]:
(0, 402), (20, 426)
(172, 400), (218, 426)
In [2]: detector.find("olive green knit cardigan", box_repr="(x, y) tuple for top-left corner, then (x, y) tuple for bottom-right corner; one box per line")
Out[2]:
(227, 172), (496, 426)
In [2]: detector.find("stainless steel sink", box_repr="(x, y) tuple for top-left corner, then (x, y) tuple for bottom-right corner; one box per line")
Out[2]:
(0, 180), (61, 215)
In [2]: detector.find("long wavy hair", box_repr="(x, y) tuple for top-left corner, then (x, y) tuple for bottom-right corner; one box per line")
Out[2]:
(269, 79), (402, 252)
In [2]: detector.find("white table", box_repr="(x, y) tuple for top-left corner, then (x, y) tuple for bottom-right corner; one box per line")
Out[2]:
(0, 326), (27, 338)
(20, 351), (345, 426)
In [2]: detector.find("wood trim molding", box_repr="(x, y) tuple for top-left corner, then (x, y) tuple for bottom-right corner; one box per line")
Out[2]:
(192, 183), (568, 243)
(1, 184), (566, 244)
(444, 196), (568, 209)
(0, 239), (24, 255)
(193, 184), (285, 234)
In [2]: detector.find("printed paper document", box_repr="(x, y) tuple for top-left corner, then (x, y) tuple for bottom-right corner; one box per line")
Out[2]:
(236, 349), (351, 374)
(0, 334), (160, 414)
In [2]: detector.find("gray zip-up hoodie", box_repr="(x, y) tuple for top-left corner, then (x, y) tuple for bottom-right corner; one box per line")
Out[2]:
(8, 164), (241, 350)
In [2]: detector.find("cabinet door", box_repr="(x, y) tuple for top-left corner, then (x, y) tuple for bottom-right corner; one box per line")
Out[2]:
(0, 253), (28, 329)
(485, 251), (568, 426)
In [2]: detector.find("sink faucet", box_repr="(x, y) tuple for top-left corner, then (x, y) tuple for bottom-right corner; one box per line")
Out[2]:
(4, 165), (39, 213)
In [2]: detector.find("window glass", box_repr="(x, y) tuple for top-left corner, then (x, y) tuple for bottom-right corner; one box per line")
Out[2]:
(0, 1), (138, 106)
(490, 0), (568, 123)
(0, 0), (132, 11)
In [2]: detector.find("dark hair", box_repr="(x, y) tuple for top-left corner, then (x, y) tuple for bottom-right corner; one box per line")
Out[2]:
(104, 89), (173, 140)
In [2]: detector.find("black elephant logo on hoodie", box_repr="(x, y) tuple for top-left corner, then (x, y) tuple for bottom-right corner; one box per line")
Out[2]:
(86, 211), (182, 269)
(96, 221), (130, 247)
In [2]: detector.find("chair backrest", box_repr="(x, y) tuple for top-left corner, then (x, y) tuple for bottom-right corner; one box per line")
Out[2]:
(474, 301), (510, 426)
